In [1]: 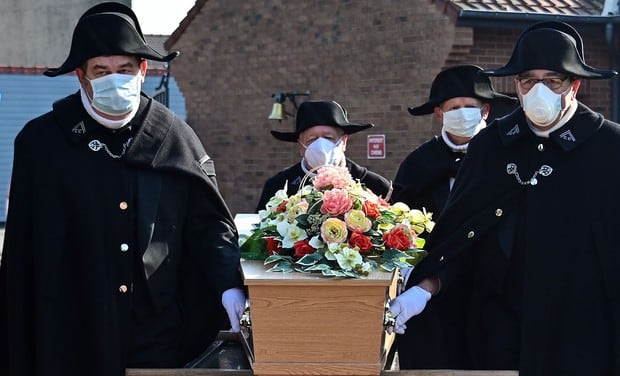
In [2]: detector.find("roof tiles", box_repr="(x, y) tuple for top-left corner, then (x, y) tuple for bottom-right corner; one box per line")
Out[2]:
(449, 0), (605, 15)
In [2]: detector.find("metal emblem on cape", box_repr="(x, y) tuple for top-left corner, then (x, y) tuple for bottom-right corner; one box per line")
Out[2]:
(506, 163), (553, 186)
(559, 130), (576, 142)
(72, 121), (86, 134)
(88, 138), (133, 159)
(507, 124), (520, 136)
(88, 139), (103, 151)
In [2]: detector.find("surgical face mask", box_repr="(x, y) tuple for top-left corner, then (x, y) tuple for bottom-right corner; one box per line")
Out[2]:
(303, 137), (345, 169)
(521, 83), (569, 127)
(88, 72), (142, 116)
(442, 107), (484, 138)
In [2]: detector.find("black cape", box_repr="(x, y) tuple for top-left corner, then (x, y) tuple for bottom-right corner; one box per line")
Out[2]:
(0, 93), (243, 375)
(403, 103), (620, 375)
(392, 135), (464, 216)
(392, 136), (470, 369)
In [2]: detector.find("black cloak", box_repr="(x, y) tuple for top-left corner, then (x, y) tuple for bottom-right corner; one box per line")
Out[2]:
(402, 103), (620, 375)
(0, 93), (243, 375)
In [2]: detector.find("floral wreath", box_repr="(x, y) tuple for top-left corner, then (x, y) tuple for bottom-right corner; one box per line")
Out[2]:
(240, 166), (434, 277)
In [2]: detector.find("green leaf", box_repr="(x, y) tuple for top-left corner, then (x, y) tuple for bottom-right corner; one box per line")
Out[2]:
(305, 263), (332, 271)
(239, 234), (268, 260)
(381, 249), (410, 261)
(379, 262), (397, 272)
(264, 254), (294, 265)
(295, 214), (310, 228)
(404, 249), (428, 266)
(415, 237), (426, 248)
(296, 252), (324, 266)
(266, 261), (293, 273)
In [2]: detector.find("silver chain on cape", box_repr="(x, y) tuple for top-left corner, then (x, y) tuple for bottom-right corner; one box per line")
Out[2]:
(506, 163), (553, 186)
(88, 138), (133, 159)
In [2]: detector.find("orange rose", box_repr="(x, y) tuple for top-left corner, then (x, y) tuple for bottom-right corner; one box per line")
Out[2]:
(382, 224), (413, 250)
(349, 231), (373, 253)
(362, 200), (381, 219)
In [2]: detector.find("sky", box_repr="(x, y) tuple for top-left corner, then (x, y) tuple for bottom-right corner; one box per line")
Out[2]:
(132, 0), (196, 35)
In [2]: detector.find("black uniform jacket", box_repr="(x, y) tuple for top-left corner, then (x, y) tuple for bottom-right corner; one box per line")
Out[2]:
(392, 136), (469, 370)
(392, 135), (464, 216)
(255, 158), (392, 212)
(0, 93), (243, 376)
(405, 103), (620, 375)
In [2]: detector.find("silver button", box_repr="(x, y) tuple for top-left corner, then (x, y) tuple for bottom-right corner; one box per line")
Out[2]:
(120, 243), (129, 252)
(495, 209), (503, 217)
(537, 144), (544, 152)
(119, 285), (128, 293)
(439, 256), (444, 262)
(119, 201), (128, 210)
(467, 231), (475, 239)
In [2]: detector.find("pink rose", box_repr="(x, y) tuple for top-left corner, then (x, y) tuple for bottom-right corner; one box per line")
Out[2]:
(320, 188), (354, 216)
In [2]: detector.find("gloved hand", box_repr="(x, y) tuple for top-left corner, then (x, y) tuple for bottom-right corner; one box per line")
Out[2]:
(222, 287), (246, 333)
(387, 285), (432, 335)
(397, 266), (413, 295)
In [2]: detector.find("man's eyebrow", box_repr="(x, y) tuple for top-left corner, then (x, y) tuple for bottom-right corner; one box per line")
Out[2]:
(91, 62), (136, 70)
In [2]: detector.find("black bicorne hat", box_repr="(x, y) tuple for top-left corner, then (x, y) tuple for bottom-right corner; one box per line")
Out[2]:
(408, 64), (516, 116)
(270, 100), (374, 142)
(480, 21), (617, 79)
(44, 2), (179, 77)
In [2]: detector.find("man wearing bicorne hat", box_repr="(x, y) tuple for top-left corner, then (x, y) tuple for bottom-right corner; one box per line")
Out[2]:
(393, 64), (516, 217)
(389, 21), (620, 375)
(255, 99), (391, 211)
(392, 64), (516, 370)
(0, 2), (246, 375)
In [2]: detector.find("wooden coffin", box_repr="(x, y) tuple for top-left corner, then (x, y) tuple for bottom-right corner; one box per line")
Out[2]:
(240, 259), (398, 376)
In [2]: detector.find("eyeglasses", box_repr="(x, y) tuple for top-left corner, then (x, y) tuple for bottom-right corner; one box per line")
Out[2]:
(516, 76), (570, 91)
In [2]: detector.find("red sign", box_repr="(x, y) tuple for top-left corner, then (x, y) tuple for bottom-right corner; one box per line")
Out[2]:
(367, 134), (386, 159)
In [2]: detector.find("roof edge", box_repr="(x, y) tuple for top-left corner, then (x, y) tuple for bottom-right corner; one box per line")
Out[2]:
(164, 0), (208, 51)
(456, 10), (620, 30)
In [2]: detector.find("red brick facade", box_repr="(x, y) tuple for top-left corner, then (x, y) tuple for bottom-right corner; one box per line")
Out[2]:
(166, 0), (617, 215)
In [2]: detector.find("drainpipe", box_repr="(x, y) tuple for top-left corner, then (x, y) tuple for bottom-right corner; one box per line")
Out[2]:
(605, 22), (619, 122)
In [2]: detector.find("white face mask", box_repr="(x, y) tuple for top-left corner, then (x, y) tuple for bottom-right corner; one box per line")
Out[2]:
(521, 83), (569, 127)
(303, 137), (345, 169)
(88, 72), (142, 116)
(442, 107), (484, 138)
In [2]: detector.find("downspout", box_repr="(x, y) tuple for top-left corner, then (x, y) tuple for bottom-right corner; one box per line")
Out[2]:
(605, 22), (619, 122)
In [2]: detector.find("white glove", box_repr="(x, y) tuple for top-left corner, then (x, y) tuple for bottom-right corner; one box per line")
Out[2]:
(387, 285), (431, 335)
(222, 287), (246, 333)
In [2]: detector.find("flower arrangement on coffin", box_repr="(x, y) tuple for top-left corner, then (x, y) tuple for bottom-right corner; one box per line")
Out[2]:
(240, 166), (435, 278)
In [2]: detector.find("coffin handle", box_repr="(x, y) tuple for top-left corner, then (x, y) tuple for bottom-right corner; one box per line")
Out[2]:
(240, 299), (251, 329)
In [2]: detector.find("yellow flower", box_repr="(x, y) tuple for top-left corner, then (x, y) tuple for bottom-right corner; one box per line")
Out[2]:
(408, 208), (435, 234)
(344, 210), (372, 232)
(320, 217), (348, 244)
(389, 202), (410, 216)
(287, 200), (309, 222)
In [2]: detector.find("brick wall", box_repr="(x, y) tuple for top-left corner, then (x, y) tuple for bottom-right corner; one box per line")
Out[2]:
(168, 0), (617, 215)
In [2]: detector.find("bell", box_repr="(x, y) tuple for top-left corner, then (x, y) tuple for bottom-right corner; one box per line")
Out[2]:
(268, 102), (286, 120)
